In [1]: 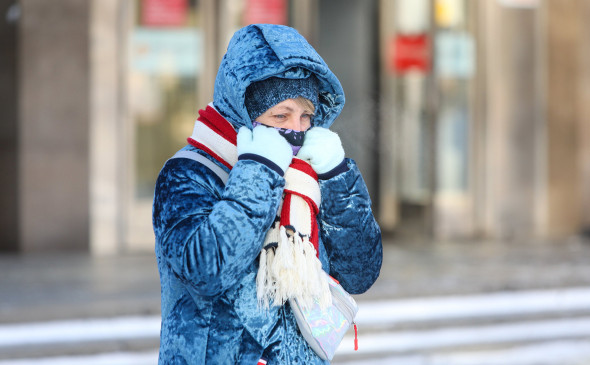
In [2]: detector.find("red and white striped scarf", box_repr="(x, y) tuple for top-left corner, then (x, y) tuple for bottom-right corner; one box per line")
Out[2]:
(189, 104), (330, 309)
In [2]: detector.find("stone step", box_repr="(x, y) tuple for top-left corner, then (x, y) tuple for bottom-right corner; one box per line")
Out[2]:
(334, 339), (590, 365)
(2, 287), (590, 363)
(354, 286), (590, 330)
(336, 316), (590, 361)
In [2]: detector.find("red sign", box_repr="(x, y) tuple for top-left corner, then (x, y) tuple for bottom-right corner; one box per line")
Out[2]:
(243, 0), (288, 25)
(390, 34), (431, 74)
(142, 0), (188, 27)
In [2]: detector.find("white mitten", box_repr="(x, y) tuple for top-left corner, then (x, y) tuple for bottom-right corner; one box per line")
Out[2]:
(297, 127), (345, 175)
(237, 126), (293, 174)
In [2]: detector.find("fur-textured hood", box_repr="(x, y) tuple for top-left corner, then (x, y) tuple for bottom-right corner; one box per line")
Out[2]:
(213, 24), (345, 130)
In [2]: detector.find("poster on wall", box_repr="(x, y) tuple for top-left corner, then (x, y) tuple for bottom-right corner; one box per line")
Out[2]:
(435, 31), (475, 79)
(435, 0), (464, 28)
(390, 34), (431, 74)
(243, 0), (288, 25)
(396, 0), (429, 34)
(141, 0), (188, 27)
(497, 0), (539, 8)
(131, 29), (201, 76)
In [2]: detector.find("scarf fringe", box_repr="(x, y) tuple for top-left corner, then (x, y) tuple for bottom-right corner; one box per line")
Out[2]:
(257, 226), (331, 310)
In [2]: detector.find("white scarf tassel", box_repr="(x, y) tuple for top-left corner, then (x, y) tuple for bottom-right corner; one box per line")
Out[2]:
(272, 227), (303, 304)
(302, 239), (332, 309)
(256, 248), (271, 309)
(256, 228), (331, 310)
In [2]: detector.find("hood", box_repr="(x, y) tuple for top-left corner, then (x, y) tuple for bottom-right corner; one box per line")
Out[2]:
(213, 24), (345, 130)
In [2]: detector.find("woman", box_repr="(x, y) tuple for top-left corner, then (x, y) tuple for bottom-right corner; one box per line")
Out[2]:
(153, 24), (382, 364)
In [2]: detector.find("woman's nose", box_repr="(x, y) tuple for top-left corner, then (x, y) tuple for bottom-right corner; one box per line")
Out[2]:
(285, 116), (306, 131)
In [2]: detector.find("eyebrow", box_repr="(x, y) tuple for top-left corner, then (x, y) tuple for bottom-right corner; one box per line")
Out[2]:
(273, 106), (294, 113)
(272, 106), (314, 114)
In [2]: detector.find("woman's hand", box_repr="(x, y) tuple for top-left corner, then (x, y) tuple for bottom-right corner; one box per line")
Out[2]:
(237, 126), (293, 174)
(297, 127), (345, 175)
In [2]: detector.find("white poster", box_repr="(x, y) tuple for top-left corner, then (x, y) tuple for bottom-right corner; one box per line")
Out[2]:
(131, 28), (202, 76)
(396, 0), (430, 34)
(497, 0), (540, 8)
(435, 31), (475, 79)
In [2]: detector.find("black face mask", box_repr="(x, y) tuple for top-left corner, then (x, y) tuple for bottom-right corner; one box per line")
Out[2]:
(252, 121), (306, 154)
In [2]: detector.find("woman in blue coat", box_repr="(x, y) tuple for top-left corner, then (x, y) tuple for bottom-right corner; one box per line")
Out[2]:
(153, 24), (382, 364)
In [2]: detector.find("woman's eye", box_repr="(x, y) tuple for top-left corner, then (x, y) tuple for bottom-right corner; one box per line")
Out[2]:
(302, 114), (314, 124)
(274, 114), (286, 120)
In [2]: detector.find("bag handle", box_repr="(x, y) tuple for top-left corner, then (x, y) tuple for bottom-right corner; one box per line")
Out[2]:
(170, 150), (229, 185)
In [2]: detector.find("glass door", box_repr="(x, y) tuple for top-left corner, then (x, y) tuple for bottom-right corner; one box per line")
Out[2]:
(379, 0), (436, 237)
(125, 0), (204, 251)
(378, 0), (476, 239)
(432, 0), (476, 238)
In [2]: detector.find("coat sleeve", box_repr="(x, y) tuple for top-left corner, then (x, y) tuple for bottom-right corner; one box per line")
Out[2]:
(153, 157), (284, 297)
(318, 159), (382, 295)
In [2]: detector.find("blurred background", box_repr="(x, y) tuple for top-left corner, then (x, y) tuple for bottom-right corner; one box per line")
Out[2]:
(1, 0), (590, 364)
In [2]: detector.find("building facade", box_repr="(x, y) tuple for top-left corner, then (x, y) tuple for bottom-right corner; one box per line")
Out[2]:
(1, 0), (589, 254)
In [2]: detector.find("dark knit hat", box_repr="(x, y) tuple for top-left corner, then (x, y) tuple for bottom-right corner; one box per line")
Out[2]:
(244, 76), (319, 120)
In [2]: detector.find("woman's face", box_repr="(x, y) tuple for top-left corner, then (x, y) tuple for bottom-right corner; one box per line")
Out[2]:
(255, 98), (314, 132)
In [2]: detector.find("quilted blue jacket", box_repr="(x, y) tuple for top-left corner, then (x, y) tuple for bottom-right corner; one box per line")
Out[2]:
(153, 24), (382, 364)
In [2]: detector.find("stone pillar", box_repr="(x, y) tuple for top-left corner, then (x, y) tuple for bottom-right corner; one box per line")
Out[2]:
(478, 1), (543, 239)
(89, 0), (126, 255)
(544, 0), (583, 237)
(0, 1), (19, 251)
(19, 0), (90, 251)
(580, 1), (590, 230)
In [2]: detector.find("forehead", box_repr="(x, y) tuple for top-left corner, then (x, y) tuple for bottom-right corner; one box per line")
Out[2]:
(268, 98), (314, 112)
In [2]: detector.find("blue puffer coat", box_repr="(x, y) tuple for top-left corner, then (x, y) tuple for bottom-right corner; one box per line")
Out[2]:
(153, 24), (382, 364)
